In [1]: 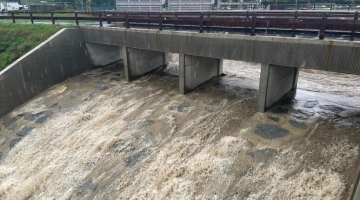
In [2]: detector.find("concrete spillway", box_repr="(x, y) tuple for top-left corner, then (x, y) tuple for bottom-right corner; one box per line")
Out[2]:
(0, 56), (359, 199)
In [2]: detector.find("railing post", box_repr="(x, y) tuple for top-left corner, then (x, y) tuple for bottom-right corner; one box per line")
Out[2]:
(11, 12), (15, 23)
(51, 12), (55, 24)
(99, 12), (102, 27)
(319, 13), (327, 39)
(159, 13), (163, 31)
(351, 11), (359, 40)
(175, 11), (178, 30)
(293, 11), (298, 30)
(251, 13), (257, 36)
(199, 12), (204, 33)
(75, 12), (79, 26)
(246, 11), (250, 28)
(294, 11), (298, 20)
(30, 12), (33, 24)
(125, 12), (129, 28)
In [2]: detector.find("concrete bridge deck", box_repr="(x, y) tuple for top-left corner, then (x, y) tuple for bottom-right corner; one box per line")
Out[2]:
(82, 27), (360, 75)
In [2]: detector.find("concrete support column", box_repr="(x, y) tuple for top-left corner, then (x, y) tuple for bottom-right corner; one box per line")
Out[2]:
(179, 54), (223, 94)
(123, 47), (168, 81)
(258, 63), (299, 112)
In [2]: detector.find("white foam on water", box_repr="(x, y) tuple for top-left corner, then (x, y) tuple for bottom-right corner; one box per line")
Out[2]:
(11, 96), (48, 116)
(236, 139), (359, 200)
(0, 82), (163, 199)
(94, 135), (250, 200)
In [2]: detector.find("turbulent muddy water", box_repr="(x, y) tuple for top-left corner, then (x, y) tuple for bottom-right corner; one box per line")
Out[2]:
(0, 55), (359, 199)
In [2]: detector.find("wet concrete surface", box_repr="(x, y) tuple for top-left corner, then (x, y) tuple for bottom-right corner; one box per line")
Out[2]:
(0, 57), (359, 199)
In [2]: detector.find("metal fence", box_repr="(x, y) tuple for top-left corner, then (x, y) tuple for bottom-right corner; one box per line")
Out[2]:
(268, 4), (360, 11)
(1, 11), (359, 39)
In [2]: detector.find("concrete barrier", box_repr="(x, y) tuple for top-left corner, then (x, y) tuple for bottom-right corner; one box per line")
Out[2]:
(0, 29), (91, 118)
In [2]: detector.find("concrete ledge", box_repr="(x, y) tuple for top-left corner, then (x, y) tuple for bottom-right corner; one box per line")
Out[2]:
(0, 28), (91, 118)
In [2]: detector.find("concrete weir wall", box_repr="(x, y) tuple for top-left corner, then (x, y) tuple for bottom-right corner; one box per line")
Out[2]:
(0, 29), (91, 118)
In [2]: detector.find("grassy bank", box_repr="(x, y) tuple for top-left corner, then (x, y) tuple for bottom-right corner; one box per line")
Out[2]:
(0, 23), (72, 72)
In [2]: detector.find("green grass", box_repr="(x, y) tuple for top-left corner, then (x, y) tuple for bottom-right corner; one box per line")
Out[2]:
(0, 23), (73, 71)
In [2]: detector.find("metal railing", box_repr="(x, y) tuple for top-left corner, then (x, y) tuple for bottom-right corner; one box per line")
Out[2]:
(268, 4), (360, 11)
(1, 11), (359, 39)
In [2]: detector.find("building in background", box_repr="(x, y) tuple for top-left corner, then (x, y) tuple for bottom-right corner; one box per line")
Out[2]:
(167, 0), (213, 11)
(116, 0), (164, 11)
(217, 0), (261, 10)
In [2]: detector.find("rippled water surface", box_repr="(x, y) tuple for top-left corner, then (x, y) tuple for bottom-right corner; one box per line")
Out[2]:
(0, 55), (359, 199)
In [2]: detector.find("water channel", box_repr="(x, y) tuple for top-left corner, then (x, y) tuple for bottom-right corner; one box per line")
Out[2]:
(0, 55), (359, 199)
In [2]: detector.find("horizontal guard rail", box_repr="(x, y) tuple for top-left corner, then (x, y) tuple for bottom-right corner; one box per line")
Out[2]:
(1, 11), (359, 39)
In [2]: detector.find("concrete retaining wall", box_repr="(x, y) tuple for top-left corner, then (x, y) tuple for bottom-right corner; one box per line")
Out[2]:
(0, 28), (91, 118)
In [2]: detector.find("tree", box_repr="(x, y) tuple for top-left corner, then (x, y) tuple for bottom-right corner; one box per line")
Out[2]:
(86, 0), (91, 10)
(75, 0), (83, 10)
(64, 1), (74, 11)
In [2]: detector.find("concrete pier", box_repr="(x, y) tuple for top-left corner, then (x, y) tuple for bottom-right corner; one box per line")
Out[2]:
(123, 47), (168, 81)
(258, 64), (299, 112)
(179, 54), (223, 94)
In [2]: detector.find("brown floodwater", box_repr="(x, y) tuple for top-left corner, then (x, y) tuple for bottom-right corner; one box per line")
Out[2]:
(0, 55), (359, 200)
